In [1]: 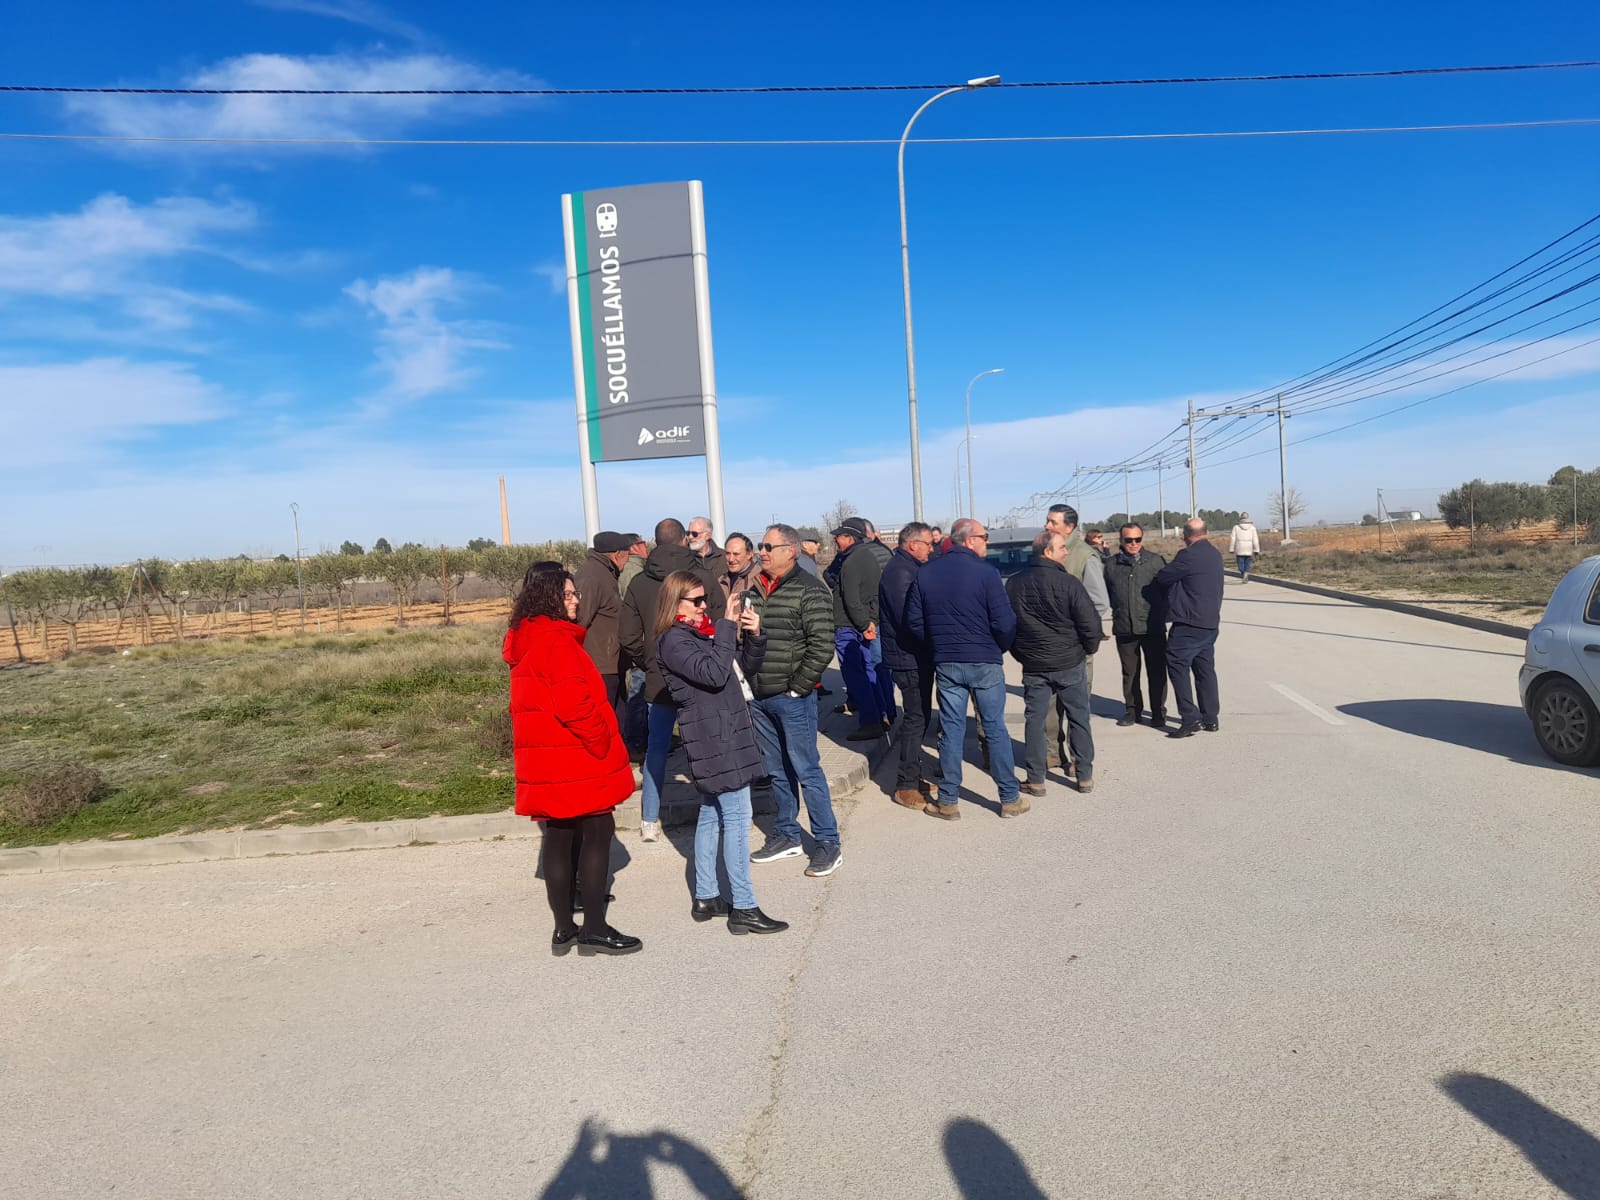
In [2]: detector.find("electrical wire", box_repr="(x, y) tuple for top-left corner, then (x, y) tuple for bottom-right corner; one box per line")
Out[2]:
(4, 60), (1595, 96)
(2, 118), (1596, 148)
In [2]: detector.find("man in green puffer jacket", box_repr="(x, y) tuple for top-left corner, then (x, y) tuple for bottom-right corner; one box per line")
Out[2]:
(743, 522), (843, 880)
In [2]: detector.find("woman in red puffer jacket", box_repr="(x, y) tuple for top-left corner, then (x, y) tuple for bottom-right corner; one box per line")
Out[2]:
(504, 561), (641, 956)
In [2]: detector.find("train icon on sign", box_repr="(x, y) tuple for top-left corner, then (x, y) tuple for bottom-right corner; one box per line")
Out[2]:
(595, 203), (618, 235)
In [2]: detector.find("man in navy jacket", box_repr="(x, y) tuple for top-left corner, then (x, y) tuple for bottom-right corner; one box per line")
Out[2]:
(877, 521), (937, 809)
(1154, 518), (1225, 737)
(905, 518), (1022, 819)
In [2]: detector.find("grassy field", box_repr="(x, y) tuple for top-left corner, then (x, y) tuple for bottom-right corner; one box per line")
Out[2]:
(1254, 535), (1594, 624)
(0, 625), (519, 848)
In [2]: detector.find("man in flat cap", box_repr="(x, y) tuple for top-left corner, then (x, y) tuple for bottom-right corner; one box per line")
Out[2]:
(575, 530), (634, 729)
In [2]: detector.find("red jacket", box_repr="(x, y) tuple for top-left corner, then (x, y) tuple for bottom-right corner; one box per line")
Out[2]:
(502, 616), (636, 820)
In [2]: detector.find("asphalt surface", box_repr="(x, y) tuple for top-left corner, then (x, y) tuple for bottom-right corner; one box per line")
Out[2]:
(4, 580), (1597, 1199)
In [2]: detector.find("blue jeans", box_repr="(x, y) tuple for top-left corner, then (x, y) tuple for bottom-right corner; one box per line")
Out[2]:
(639, 701), (677, 824)
(1236, 554), (1252, 578)
(695, 786), (755, 908)
(835, 627), (884, 727)
(749, 691), (839, 845)
(934, 661), (1017, 805)
(1022, 664), (1093, 784)
(870, 636), (897, 721)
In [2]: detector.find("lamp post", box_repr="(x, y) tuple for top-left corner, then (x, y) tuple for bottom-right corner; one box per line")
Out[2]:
(963, 367), (1004, 521)
(899, 73), (1002, 523)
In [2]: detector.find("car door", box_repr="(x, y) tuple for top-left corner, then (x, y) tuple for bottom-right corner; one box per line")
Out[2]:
(1571, 560), (1600, 701)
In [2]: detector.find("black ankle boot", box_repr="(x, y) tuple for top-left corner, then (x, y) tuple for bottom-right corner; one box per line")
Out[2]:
(728, 907), (789, 935)
(691, 896), (731, 921)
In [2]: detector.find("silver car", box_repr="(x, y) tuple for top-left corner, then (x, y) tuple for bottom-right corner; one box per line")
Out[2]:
(1519, 554), (1600, 767)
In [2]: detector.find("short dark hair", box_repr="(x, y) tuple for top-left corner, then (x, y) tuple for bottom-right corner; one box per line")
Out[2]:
(1120, 522), (1144, 538)
(654, 518), (686, 547)
(509, 561), (572, 628)
(1049, 503), (1078, 528)
(726, 532), (753, 553)
(897, 521), (931, 547)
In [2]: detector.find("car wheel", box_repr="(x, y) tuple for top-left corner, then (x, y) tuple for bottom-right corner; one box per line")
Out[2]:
(1530, 677), (1600, 767)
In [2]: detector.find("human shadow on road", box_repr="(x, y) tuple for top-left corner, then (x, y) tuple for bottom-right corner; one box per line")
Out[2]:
(1339, 698), (1594, 773)
(538, 1118), (745, 1199)
(943, 1118), (1050, 1199)
(1440, 1072), (1600, 1199)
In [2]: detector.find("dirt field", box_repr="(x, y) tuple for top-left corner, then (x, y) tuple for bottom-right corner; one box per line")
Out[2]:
(6, 596), (514, 664)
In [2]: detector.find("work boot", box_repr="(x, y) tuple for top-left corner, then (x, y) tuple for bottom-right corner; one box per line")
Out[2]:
(892, 789), (926, 809)
(999, 796), (1032, 818)
(1019, 782), (1048, 797)
(924, 801), (961, 821)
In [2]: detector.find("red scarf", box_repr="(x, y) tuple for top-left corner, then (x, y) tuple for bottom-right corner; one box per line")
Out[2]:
(677, 612), (716, 637)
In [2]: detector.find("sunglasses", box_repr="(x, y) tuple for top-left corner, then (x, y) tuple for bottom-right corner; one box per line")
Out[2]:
(757, 542), (791, 552)
(1122, 537), (1143, 544)
(684, 594), (709, 606)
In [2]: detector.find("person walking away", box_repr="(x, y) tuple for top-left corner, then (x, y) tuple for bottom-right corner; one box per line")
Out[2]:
(620, 518), (727, 842)
(654, 571), (788, 934)
(1007, 531), (1102, 795)
(1043, 504), (1110, 774)
(860, 520), (898, 726)
(878, 522), (937, 809)
(718, 533), (760, 610)
(574, 531), (633, 733)
(826, 517), (888, 742)
(1155, 519), (1225, 738)
(1229, 512), (1262, 582)
(688, 516), (726, 577)
(744, 524), (843, 877)
(1104, 523), (1169, 728)
(905, 519), (1022, 819)
(504, 561), (640, 956)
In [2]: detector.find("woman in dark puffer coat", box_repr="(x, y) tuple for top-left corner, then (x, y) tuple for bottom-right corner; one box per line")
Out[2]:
(504, 561), (641, 957)
(654, 571), (788, 935)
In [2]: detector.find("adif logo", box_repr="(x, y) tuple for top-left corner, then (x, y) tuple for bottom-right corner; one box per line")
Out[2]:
(596, 203), (618, 236)
(637, 424), (692, 448)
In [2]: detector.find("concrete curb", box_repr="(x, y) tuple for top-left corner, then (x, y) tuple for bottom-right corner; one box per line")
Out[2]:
(1239, 572), (1532, 640)
(0, 739), (893, 878)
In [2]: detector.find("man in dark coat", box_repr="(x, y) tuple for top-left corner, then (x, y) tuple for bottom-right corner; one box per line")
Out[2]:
(688, 516), (726, 577)
(826, 516), (889, 742)
(905, 518), (1021, 819)
(877, 521), (937, 808)
(1104, 522), (1169, 728)
(1154, 518), (1225, 738)
(745, 523), (843, 879)
(1006, 530), (1103, 794)
(619, 518), (727, 840)
(574, 531), (633, 730)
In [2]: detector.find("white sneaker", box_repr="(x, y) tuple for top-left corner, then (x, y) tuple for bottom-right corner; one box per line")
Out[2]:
(640, 820), (661, 843)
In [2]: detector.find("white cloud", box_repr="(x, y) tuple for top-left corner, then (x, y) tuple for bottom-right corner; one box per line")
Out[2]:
(533, 262), (567, 296)
(0, 359), (226, 468)
(344, 266), (504, 400)
(0, 193), (256, 337)
(65, 52), (537, 145)
(251, 0), (427, 42)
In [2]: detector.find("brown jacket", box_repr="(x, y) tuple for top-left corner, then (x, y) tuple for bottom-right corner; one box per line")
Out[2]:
(573, 549), (624, 675)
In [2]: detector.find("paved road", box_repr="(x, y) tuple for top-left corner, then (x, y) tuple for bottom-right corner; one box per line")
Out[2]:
(4, 581), (1597, 1199)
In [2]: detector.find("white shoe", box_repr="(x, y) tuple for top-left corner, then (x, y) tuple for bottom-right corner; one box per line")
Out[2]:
(640, 820), (661, 843)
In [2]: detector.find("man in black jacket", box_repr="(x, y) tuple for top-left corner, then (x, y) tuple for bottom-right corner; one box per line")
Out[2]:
(1104, 522), (1169, 728)
(877, 521), (937, 808)
(1154, 519), (1225, 738)
(825, 517), (888, 742)
(1006, 530), (1103, 794)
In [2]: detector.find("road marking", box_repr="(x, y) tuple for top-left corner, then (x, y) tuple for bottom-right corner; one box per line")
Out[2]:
(1270, 682), (1345, 726)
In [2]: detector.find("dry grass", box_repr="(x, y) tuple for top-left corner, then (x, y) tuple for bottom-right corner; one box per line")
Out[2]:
(0, 764), (108, 827)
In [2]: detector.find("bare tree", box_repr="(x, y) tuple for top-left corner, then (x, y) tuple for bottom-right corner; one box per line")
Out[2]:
(819, 499), (858, 537)
(1270, 488), (1308, 531)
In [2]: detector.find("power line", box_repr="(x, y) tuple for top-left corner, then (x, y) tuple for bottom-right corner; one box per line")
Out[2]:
(3, 118), (1596, 148)
(3, 60), (1596, 96)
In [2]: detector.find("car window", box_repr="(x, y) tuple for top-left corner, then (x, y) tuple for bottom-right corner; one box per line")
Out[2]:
(1587, 575), (1600, 625)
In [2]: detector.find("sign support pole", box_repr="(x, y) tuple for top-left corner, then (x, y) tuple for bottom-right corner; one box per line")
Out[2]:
(562, 196), (602, 543)
(688, 181), (727, 540)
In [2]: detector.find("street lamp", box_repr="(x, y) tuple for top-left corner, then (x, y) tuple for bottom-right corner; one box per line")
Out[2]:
(964, 367), (1004, 520)
(899, 73), (1002, 523)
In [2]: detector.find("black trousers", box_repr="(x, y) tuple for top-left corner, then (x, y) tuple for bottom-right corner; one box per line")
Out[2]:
(1165, 623), (1219, 725)
(1116, 629), (1168, 718)
(892, 667), (935, 789)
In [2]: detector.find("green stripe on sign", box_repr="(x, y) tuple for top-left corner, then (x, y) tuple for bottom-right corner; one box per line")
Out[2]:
(570, 193), (603, 462)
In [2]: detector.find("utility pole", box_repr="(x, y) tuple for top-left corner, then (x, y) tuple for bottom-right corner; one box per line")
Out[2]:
(290, 501), (305, 633)
(1186, 397), (1197, 517)
(1276, 393), (1292, 544)
(498, 476), (511, 546)
(1157, 463), (1166, 539)
(1575, 470), (1581, 546)
(1193, 397), (1293, 537)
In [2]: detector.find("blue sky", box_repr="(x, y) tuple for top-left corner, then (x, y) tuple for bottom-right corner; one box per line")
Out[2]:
(2, 0), (1597, 564)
